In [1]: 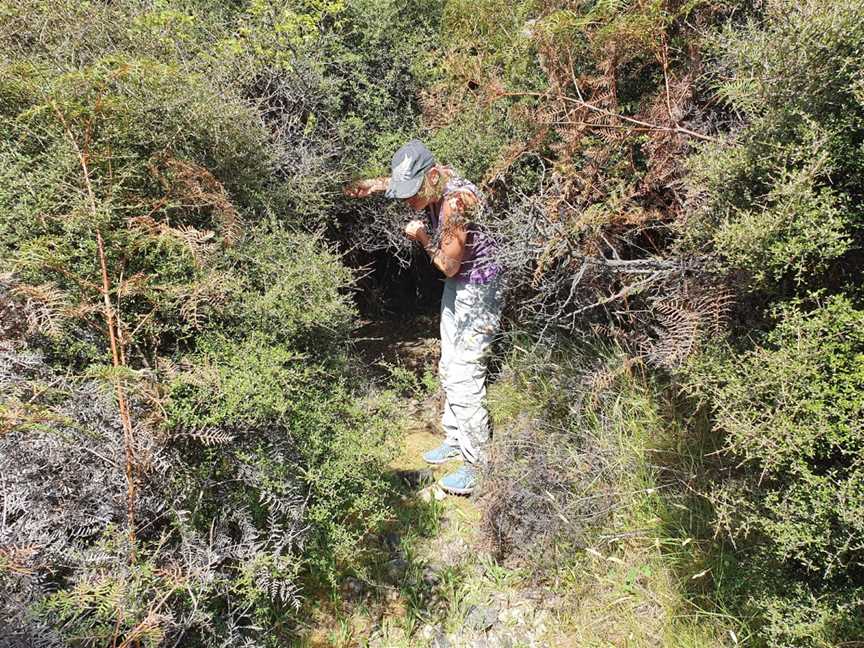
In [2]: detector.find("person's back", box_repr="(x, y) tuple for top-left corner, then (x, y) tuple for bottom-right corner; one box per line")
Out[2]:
(427, 170), (501, 285)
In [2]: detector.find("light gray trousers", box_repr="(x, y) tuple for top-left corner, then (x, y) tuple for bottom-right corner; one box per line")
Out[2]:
(439, 275), (504, 465)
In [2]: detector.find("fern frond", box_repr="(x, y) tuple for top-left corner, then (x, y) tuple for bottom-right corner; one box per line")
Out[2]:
(13, 283), (71, 338)
(181, 428), (235, 446)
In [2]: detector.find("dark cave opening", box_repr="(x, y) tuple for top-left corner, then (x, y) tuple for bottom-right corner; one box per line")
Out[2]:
(348, 247), (444, 322)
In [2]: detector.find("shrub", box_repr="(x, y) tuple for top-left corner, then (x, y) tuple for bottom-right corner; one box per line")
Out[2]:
(687, 296), (864, 576)
(166, 333), (402, 583)
(683, 0), (864, 292)
(684, 295), (864, 644)
(0, 1), (424, 644)
(217, 230), (356, 350)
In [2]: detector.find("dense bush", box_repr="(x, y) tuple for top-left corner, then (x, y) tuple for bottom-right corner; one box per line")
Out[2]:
(684, 295), (864, 645)
(683, 0), (864, 292)
(0, 0), (428, 644)
(434, 1), (864, 644)
(3, 0), (864, 645)
(676, 3), (864, 643)
(166, 230), (401, 582)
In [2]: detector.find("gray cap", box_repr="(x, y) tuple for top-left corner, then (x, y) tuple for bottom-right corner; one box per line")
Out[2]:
(385, 139), (435, 199)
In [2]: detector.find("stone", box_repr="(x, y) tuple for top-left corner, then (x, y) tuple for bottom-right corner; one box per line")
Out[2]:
(422, 564), (442, 587)
(385, 588), (401, 603)
(383, 530), (401, 553)
(342, 577), (365, 602)
(419, 484), (448, 502)
(385, 558), (409, 582)
(495, 634), (515, 648)
(423, 625), (451, 648)
(465, 604), (499, 633)
(499, 604), (527, 626)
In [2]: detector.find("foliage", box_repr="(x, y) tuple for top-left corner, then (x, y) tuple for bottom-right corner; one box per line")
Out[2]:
(672, 3), (864, 643)
(481, 341), (638, 568)
(0, 56), (269, 362)
(683, 0), (864, 292)
(218, 230), (356, 349)
(3, 0), (864, 645)
(167, 332), (402, 583)
(684, 295), (864, 644)
(433, 1), (864, 645)
(0, 0), (425, 644)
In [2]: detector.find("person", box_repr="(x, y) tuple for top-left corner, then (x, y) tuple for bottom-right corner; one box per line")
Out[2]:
(345, 140), (504, 496)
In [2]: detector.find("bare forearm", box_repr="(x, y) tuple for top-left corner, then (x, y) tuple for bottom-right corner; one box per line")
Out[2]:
(344, 176), (390, 198)
(417, 231), (460, 277)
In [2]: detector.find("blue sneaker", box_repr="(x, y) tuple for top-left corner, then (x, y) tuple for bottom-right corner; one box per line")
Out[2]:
(439, 464), (477, 496)
(423, 443), (461, 465)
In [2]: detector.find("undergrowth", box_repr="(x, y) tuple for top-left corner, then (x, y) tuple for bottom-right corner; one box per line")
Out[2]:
(481, 342), (742, 647)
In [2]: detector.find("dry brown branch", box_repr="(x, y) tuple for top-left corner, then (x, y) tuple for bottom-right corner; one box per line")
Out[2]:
(53, 99), (138, 562)
(493, 90), (717, 142)
(97, 231), (138, 562)
(149, 156), (245, 247)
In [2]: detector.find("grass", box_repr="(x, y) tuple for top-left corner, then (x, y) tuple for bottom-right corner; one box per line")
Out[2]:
(299, 339), (750, 647)
(479, 348), (742, 647)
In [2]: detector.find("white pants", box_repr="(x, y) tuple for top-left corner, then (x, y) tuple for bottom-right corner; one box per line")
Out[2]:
(439, 275), (504, 465)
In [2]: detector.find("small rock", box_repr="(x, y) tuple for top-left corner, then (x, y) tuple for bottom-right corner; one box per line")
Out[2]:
(499, 604), (526, 626)
(383, 530), (401, 552)
(495, 634), (515, 648)
(419, 484), (447, 502)
(342, 577), (365, 602)
(465, 604), (500, 633)
(385, 558), (409, 582)
(423, 625), (451, 648)
(387, 625), (407, 641)
(422, 565), (442, 587)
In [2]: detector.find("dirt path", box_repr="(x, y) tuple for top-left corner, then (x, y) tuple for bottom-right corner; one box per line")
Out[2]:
(300, 319), (559, 647)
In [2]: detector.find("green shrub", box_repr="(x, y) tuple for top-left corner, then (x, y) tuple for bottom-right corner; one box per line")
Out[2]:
(166, 225), (399, 584)
(685, 295), (864, 644)
(688, 296), (864, 574)
(218, 229), (357, 350)
(0, 55), (273, 364)
(684, 0), (864, 292)
(0, 1), (426, 643)
(167, 334), (402, 583)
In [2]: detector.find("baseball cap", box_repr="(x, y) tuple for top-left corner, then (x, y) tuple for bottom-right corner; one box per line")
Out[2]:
(385, 139), (436, 199)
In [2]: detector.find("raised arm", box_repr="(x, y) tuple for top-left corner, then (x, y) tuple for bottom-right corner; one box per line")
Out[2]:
(343, 176), (390, 198)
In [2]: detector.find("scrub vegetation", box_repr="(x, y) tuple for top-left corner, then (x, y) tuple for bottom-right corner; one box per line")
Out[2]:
(1, 1), (863, 647)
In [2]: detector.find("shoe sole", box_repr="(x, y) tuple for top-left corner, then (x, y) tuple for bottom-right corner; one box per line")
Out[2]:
(423, 454), (461, 465)
(439, 482), (474, 496)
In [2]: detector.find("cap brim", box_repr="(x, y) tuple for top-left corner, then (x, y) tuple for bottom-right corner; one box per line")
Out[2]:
(385, 173), (424, 199)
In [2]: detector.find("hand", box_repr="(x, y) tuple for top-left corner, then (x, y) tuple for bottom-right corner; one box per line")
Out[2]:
(404, 220), (428, 245)
(343, 178), (381, 198)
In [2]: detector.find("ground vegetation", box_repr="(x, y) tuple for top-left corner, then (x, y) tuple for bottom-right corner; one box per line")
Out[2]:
(2, 1), (864, 646)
